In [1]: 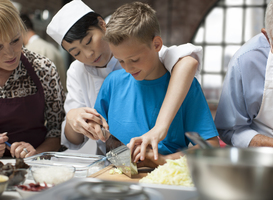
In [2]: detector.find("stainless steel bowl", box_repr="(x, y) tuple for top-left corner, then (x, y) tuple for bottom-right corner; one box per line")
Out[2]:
(186, 147), (273, 200)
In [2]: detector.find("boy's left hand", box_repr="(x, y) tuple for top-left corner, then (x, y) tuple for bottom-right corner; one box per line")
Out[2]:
(127, 125), (168, 161)
(133, 148), (166, 168)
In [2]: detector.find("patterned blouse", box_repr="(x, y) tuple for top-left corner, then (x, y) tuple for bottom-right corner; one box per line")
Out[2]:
(0, 47), (66, 138)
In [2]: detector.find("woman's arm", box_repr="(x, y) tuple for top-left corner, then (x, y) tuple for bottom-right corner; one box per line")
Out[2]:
(128, 56), (198, 161)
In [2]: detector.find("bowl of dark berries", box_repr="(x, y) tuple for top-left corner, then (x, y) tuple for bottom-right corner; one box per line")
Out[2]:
(16, 182), (52, 198)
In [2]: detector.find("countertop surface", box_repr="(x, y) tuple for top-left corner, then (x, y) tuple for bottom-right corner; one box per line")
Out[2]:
(88, 164), (152, 182)
(0, 158), (198, 200)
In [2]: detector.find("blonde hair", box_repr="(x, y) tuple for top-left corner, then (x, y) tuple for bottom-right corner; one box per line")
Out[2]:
(0, 0), (26, 42)
(104, 2), (160, 46)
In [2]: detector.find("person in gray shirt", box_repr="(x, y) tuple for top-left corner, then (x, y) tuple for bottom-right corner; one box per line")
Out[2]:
(214, 1), (273, 148)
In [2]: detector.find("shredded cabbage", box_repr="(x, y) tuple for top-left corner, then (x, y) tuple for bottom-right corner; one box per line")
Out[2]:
(109, 168), (122, 175)
(139, 156), (194, 186)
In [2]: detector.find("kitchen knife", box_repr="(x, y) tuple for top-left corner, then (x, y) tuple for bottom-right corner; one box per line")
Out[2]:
(101, 127), (138, 177)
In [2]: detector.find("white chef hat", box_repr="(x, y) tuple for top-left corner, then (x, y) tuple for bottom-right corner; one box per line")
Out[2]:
(46, 0), (94, 46)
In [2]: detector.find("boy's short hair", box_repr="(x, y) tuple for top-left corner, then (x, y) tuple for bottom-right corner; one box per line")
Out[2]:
(104, 2), (160, 46)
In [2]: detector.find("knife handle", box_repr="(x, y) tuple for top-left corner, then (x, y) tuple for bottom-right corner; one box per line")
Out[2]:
(101, 127), (111, 141)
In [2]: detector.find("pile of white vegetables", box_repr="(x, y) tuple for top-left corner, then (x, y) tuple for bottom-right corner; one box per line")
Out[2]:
(139, 156), (194, 187)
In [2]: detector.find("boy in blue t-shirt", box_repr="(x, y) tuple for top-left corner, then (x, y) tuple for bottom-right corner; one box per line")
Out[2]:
(94, 2), (219, 168)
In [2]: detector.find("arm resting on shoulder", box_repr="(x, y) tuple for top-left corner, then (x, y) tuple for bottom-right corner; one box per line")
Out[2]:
(129, 56), (198, 161)
(155, 56), (198, 138)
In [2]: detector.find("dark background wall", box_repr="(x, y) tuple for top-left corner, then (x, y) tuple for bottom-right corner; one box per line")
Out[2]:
(13, 0), (218, 46)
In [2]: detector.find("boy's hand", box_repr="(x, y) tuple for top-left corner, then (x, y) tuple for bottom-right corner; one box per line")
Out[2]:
(134, 148), (167, 168)
(127, 125), (168, 161)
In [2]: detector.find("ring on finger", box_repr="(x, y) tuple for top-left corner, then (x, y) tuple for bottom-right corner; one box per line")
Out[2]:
(23, 148), (29, 154)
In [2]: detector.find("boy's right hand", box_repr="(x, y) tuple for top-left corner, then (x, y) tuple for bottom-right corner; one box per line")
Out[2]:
(66, 107), (108, 141)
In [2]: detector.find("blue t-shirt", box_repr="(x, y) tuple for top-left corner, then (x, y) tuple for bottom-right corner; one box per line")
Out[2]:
(95, 69), (218, 155)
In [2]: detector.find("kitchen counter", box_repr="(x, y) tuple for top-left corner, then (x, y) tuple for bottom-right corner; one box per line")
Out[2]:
(0, 158), (199, 200)
(2, 190), (21, 200)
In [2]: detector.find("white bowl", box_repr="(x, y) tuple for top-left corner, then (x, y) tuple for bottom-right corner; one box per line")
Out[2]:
(30, 165), (75, 185)
(16, 186), (39, 198)
(16, 183), (52, 199)
(0, 175), (9, 196)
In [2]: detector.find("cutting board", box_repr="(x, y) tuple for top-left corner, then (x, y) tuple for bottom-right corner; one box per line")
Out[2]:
(88, 164), (153, 183)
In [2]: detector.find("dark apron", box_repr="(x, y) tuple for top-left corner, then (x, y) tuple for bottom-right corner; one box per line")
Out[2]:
(0, 53), (47, 156)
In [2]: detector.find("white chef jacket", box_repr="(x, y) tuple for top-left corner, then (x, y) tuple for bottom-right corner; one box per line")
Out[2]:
(61, 43), (203, 153)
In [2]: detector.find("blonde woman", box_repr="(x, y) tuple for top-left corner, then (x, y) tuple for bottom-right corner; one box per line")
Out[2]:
(0, 0), (65, 158)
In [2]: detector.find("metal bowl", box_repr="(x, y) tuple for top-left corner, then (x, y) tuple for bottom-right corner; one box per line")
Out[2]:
(185, 147), (273, 200)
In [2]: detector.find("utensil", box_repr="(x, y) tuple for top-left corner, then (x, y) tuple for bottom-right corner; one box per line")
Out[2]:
(106, 145), (132, 178)
(0, 132), (11, 147)
(5, 141), (11, 147)
(185, 146), (273, 200)
(101, 127), (133, 178)
(101, 127), (124, 151)
(185, 132), (212, 149)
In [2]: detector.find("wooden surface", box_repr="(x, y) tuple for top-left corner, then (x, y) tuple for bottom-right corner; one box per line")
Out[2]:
(88, 164), (153, 183)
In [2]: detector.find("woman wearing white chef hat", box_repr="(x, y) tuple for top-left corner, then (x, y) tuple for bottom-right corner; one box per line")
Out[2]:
(47, 0), (203, 159)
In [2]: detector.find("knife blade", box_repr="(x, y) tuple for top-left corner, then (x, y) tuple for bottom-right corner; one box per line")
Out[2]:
(101, 127), (135, 178)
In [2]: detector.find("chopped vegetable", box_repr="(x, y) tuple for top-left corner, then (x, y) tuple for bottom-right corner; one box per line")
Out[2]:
(139, 156), (194, 186)
(130, 162), (138, 175)
(109, 162), (138, 175)
(109, 168), (122, 175)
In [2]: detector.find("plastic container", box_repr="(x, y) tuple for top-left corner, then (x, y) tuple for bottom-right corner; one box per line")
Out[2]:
(24, 152), (108, 178)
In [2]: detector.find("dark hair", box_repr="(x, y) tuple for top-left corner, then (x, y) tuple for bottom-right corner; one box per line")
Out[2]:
(63, 12), (102, 43)
(20, 14), (34, 31)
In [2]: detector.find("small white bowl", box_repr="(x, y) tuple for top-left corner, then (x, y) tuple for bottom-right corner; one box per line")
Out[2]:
(16, 186), (39, 199)
(16, 183), (52, 199)
(30, 165), (75, 185)
(0, 175), (9, 196)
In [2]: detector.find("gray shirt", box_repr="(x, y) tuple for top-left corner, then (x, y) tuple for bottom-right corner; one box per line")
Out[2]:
(214, 33), (270, 147)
